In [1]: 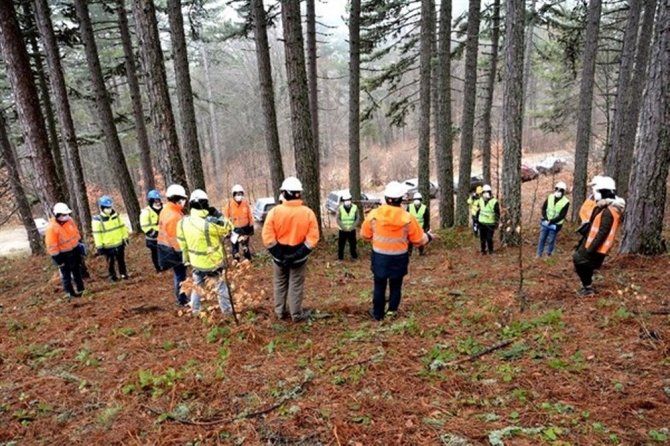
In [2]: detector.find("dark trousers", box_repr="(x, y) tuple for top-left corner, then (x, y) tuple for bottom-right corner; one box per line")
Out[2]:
(479, 224), (495, 254)
(575, 264), (594, 287)
(573, 249), (605, 288)
(372, 276), (403, 320)
(173, 263), (188, 305)
(105, 245), (127, 279)
(338, 230), (358, 260)
(59, 250), (84, 297)
(148, 244), (160, 272)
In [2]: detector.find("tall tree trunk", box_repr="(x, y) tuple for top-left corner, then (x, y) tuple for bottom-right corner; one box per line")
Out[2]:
(500, 0), (525, 246)
(166, 0), (205, 190)
(418, 0), (433, 202)
(132, 0), (188, 188)
(281, 0), (321, 227)
(201, 42), (221, 177)
(306, 0), (321, 163)
(571, 0), (602, 221)
(251, 0), (284, 195)
(436, 0), (454, 227)
(522, 0), (537, 135)
(0, 0), (63, 215)
(348, 0), (361, 201)
(0, 111), (43, 255)
(33, 0), (92, 239)
(455, 0), (481, 226)
(620, 0), (669, 255)
(116, 0), (154, 191)
(612, 0), (657, 197)
(481, 0), (500, 185)
(73, 0), (141, 232)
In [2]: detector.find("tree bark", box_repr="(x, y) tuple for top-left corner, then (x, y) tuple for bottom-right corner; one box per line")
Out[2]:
(201, 42), (222, 177)
(571, 0), (602, 221)
(73, 0), (141, 232)
(116, 0), (155, 191)
(166, 0), (206, 191)
(33, 0), (92, 239)
(455, 0), (481, 226)
(0, 0), (63, 215)
(620, 0), (669, 255)
(436, 0), (454, 227)
(0, 111), (43, 255)
(306, 0), (321, 163)
(481, 0), (500, 185)
(281, 0), (321, 228)
(522, 0), (537, 134)
(132, 0), (188, 188)
(251, 0), (284, 195)
(501, 0), (525, 246)
(418, 0), (433, 202)
(348, 0), (361, 201)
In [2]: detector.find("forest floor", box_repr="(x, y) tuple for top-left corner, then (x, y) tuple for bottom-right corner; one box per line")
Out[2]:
(1, 219), (669, 445)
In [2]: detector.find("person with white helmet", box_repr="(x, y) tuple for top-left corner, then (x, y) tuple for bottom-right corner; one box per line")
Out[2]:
(158, 184), (189, 305)
(140, 189), (163, 272)
(577, 175), (604, 235)
(573, 176), (625, 296)
(92, 195), (130, 281)
(476, 184), (500, 255)
(262, 176), (319, 322)
(537, 181), (571, 257)
(406, 192), (430, 256)
(45, 202), (85, 299)
(336, 191), (361, 261)
(224, 184), (254, 261)
(360, 181), (433, 321)
(177, 189), (235, 315)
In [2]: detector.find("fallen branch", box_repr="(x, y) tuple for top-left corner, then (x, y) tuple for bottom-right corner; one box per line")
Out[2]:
(445, 339), (514, 367)
(632, 308), (670, 316)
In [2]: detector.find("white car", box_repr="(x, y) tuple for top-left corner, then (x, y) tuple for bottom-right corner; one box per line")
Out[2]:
(34, 218), (48, 236)
(252, 197), (277, 223)
(402, 178), (439, 199)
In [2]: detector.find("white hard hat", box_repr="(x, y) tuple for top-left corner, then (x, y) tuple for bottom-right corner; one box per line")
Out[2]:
(166, 184), (187, 199)
(555, 181), (567, 190)
(413, 192), (422, 200)
(231, 184), (245, 194)
(595, 176), (616, 191)
(588, 175), (603, 187)
(341, 191), (352, 201)
(384, 181), (405, 199)
(482, 184), (492, 192)
(280, 176), (303, 192)
(189, 189), (208, 202)
(53, 202), (72, 215)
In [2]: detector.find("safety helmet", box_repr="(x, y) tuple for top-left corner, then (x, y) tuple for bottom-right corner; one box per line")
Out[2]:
(594, 176), (616, 192)
(53, 202), (72, 215)
(147, 189), (161, 200)
(341, 191), (352, 201)
(413, 192), (422, 200)
(555, 181), (567, 191)
(280, 176), (303, 192)
(476, 186), (483, 194)
(588, 175), (603, 187)
(98, 195), (113, 208)
(384, 181), (405, 199)
(166, 184), (187, 199)
(231, 184), (245, 195)
(482, 184), (492, 193)
(189, 189), (208, 202)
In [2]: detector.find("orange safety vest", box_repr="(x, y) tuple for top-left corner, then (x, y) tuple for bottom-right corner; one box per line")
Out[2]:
(44, 218), (81, 256)
(225, 200), (253, 228)
(157, 202), (185, 251)
(262, 200), (319, 249)
(579, 198), (597, 224)
(361, 204), (427, 255)
(585, 206), (621, 255)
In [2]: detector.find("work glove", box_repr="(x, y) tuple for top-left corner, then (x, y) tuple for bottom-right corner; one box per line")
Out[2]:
(208, 207), (223, 218)
(146, 229), (158, 238)
(293, 243), (312, 261)
(77, 242), (87, 257)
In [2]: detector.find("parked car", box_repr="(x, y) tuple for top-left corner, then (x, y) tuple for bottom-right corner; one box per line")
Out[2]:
(521, 163), (539, 182)
(326, 190), (382, 214)
(252, 197), (276, 223)
(452, 175), (485, 193)
(535, 156), (567, 175)
(402, 178), (439, 199)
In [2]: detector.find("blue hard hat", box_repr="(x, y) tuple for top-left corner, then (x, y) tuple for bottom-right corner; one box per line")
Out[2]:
(147, 189), (161, 200)
(98, 195), (113, 208)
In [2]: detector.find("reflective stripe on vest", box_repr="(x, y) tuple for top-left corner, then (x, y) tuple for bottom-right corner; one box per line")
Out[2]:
(370, 219), (409, 255)
(585, 206), (621, 255)
(178, 216), (222, 271)
(409, 204), (426, 226)
(45, 219), (80, 255)
(92, 214), (126, 249)
(478, 198), (497, 224)
(140, 207), (159, 238)
(546, 195), (569, 225)
(339, 204), (358, 229)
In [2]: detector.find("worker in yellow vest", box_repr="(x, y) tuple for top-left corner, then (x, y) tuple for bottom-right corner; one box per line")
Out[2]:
(336, 192), (361, 260)
(537, 181), (570, 257)
(573, 176), (625, 297)
(476, 185), (500, 255)
(140, 189), (163, 272)
(407, 192), (429, 256)
(467, 186), (483, 235)
(92, 195), (129, 281)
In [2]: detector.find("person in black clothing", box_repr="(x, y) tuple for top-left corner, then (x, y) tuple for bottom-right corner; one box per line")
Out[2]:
(407, 192), (430, 256)
(336, 192), (361, 260)
(475, 185), (500, 255)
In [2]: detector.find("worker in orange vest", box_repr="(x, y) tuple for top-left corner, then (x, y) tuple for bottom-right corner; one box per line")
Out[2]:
(262, 177), (320, 322)
(158, 184), (189, 305)
(576, 175), (602, 237)
(225, 184), (254, 261)
(361, 181), (433, 320)
(45, 202), (85, 299)
(573, 176), (625, 297)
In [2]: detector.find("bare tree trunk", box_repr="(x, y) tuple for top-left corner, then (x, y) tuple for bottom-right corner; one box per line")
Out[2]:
(0, 111), (43, 255)
(132, 0), (188, 188)
(306, 0), (321, 163)
(436, 0), (454, 227)
(348, 0), (362, 201)
(167, 0), (205, 190)
(418, 0), (433, 202)
(33, 0), (92, 239)
(73, 0), (141, 232)
(455, 0), (481, 226)
(0, 0), (63, 215)
(522, 0), (537, 136)
(281, 0), (321, 228)
(201, 42), (221, 176)
(481, 0), (500, 185)
(571, 0), (602, 220)
(116, 0), (154, 191)
(620, 0), (669, 255)
(251, 0), (284, 195)
(501, 0), (525, 246)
